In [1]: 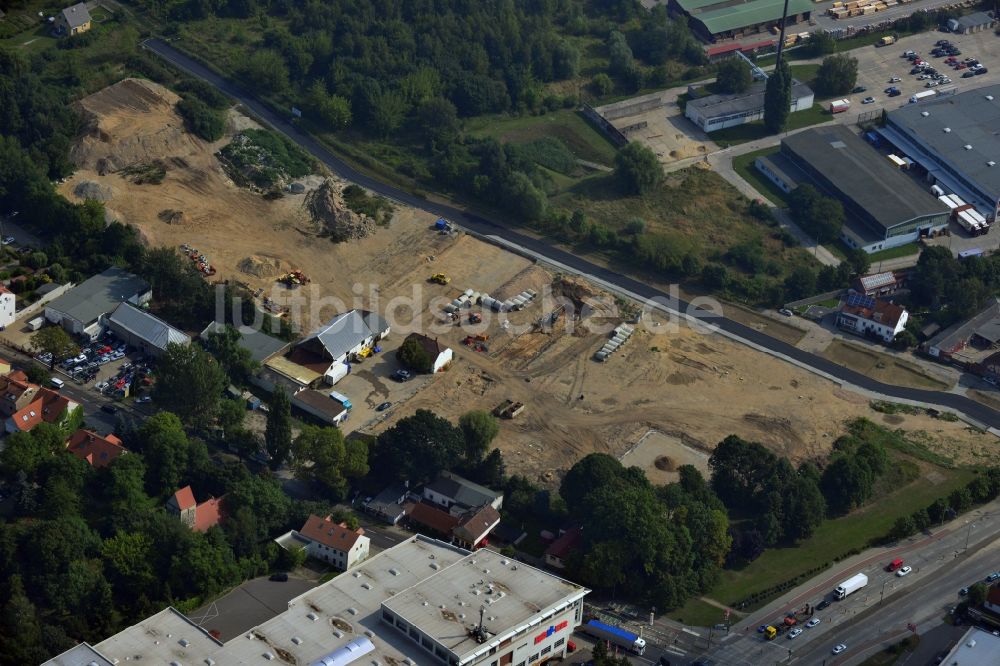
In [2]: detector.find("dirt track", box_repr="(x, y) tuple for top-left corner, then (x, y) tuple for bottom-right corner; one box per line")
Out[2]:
(59, 79), (996, 485)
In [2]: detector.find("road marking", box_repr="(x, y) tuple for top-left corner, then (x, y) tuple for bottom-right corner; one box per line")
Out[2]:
(681, 628), (701, 637)
(664, 647), (686, 656)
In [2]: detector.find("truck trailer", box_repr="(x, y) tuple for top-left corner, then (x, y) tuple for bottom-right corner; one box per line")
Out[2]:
(830, 99), (851, 113)
(909, 90), (936, 103)
(834, 573), (868, 600)
(581, 620), (647, 655)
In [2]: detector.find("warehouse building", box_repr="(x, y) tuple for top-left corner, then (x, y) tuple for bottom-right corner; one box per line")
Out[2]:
(104, 302), (190, 357)
(685, 79), (814, 132)
(757, 125), (951, 253)
(47, 536), (590, 666)
(946, 12), (996, 34)
(44, 267), (150, 340)
(880, 85), (1000, 221)
(670, 0), (813, 41)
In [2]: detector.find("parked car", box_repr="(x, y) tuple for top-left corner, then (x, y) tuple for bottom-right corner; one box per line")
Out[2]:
(101, 404), (118, 415)
(778, 308), (793, 317)
(888, 89), (901, 97)
(976, 67), (988, 75)
(392, 369), (413, 382)
(985, 572), (1000, 583)
(806, 618), (821, 628)
(787, 628), (803, 639)
(832, 644), (847, 655)
(376, 401), (392, 412)
(817, 599), (832, 610)
(963, 71), (976, 78)
(269, 572), (289, 582)
(1, 237), (14, 246)
(862, 97), (875, 104)
(135, 396), (152, 405)
(852, 86), (867, 93)
(960, 587), (970, 595)
(896, 566), (913, 577)
(888, 76), (901, 82)
(940, 77), (952, 84)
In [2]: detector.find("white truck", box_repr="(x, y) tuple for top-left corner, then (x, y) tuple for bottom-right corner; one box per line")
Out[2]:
(909, 90), (936, 103)
(834, 573), (868, 600)
(581, 620), (646, 655)
(830, 99), (851, 114)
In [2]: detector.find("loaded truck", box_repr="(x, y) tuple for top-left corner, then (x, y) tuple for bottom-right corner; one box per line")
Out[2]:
(581, 620), (646, 655)
(834, 573), (868, 600)
(878, 35), (896, 46)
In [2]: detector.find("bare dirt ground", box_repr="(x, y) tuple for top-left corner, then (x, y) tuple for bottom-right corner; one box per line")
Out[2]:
(59, 78), (997, 486)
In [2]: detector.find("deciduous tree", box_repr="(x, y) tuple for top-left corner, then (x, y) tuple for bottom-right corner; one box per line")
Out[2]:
(30, 327), (78, 368)
(154, 343), (227, 428)
(265, 387), (292, 469)
(614, 142), (663, 195)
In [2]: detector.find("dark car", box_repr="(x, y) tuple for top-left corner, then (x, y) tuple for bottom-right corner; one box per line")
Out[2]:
(392, 369), (413, 382)
(852, 86), (867, 93)
(376, 401), (392, 412)
(269, 572), (289, 582)
(101, 404), (118, 415)
(817, 599), (832, 610)
(975, 67), (988, 75)
(936, 39), (950, 46)
(911, 67), (924, 74)
(963, 71), (976, 78)
(888, 90), (901, 97)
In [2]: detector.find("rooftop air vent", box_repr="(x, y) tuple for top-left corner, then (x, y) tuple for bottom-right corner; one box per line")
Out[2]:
(430, 563), (440, 570)
(389, 568), (399, 576)
(921, 111), (930, 117)
(989, 161), (997, 167)
(987, 95), (995, 101)
(361, 582), (372, 590)
(348, 607), (359, 615)
(943, 127), (951, 132)
(964, 145), (973, 150)
(170, 662), (182, 666)
(364, 630), (375, 638)
(206, 660), (216, 666)
(353, 572), (361, 578)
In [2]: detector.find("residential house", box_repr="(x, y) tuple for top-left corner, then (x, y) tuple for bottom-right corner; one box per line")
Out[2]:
(0, 371), (38, 419)
(296, 515), (370, 570)
(423, 470), (503, 515)
(363, 484), (410, 524)
(44, 267), (150, 340)
(56, 2), (92, 36)
(925, 298), (1000, 362)
(402, 332), (453, 373)
(836, 298), (908, 343)
(451, 504), (501, 550)
(4, 383), (80, 434)
(407, 502), (461, 539)
(166, 486), (225, 532)
(66, 429), (126, 468)
(283, 310), (390, 386)
(544, 528), (582, 570)
(105, 302), (190, 357)
(290, 389), (349, 427)
(852, 271), (907, 298)
(0, 286), (14, 329)
(0, 357), (11, 376)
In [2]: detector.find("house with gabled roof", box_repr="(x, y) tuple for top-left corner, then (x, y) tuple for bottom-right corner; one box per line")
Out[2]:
(105, 302), (190, 357)
(294, 514), (370, 570)
(56, 2), (92, 36)
(67, 429), (127, 468)
(5, 386), (80, 434)
(423, 470), (503, 515)
(283, 310), (389, 386)
(166, 485), (225, 532)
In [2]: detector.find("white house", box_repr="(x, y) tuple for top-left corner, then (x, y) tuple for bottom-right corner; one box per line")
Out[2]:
(0, 286), (14, 329)
(296, 514), (370, 571)
(291, 310), (389, 385)
(423, 471), (503, 515)
(836, 297), (908, 343)
(402, 332), (453, 373)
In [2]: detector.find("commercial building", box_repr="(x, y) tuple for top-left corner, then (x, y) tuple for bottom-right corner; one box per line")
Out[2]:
(759, 126), (952, 253)
(292, 310), (390, 385)
(0, 286), (14, 329)
(44, 267), (150, 340)
(937, 626), (1000, 663)
(947, 11), (996, 34)
(200, 321), (289, 362)
(924, 298), (1000, 367)
(670, 0), (813, 41)
(105, 302), (190, 357)
(685, 79), (814, 133)
(47, 536), (589, 666)
(880, 85), (1000, 221)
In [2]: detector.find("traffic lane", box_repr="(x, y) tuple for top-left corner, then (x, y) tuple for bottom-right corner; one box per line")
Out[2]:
(142, 39), (1000, 429)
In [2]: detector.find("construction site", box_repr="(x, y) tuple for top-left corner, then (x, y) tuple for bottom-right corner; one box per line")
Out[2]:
(58, 77), (998, 485)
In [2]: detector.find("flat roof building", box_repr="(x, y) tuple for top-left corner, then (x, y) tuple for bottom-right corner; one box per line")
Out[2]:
(881, 85), (1000, 221)
(201, 321), (289, 362)
(50, 536), (589, 666)
(685, 79), (814, 133)
(44, 267), (151, 340)
(762, 125), (952, 253)
(670, 0), (813, 41)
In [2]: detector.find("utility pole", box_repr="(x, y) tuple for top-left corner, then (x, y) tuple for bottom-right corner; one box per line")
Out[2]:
(774, 0), (792, 71)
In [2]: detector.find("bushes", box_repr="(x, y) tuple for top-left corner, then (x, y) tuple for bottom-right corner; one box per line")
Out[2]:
(177, 96), (225, 141)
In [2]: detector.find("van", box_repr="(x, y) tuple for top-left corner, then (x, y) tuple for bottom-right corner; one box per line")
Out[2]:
(886, 558), (904, 572)
(49, 377), (64, 389)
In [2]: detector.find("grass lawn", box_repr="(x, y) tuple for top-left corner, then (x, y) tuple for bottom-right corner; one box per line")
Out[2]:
(711, 104), (831, 148)
(667, 597), (729, 627)
(731, 147), (789, 207)
(465, 109), (619, 167)
(821, 339), (951, 391)
(868, 242), (921, 263)
(707, 465), (976, 608)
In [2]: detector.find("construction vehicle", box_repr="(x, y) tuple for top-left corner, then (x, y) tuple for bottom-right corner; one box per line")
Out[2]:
(277, 269), (310, 287)
(468, 312), (482, 324)
(492, 399), (525, 419)
(430, 273), (451, 285)
(878, 35), (896, 46)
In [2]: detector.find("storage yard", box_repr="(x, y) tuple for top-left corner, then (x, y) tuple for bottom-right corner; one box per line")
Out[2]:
(58, 78), (998, 485)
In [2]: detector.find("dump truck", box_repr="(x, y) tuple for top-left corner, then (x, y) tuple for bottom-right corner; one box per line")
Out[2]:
(581, 620), (646, 655)
(834, 573), (868, 600)
(830, 99), (851, 113)
(429, 273), (451, 285)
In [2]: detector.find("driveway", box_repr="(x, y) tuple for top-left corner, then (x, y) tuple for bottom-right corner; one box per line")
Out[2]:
(187, 575), (317, 641)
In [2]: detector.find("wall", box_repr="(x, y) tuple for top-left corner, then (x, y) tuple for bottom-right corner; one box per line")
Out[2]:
(13, 282), (74, 324)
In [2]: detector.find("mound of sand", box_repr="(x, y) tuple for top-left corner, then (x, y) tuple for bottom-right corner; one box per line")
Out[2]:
(158, 209), (189, 225)
(239, 255), (283, 278)
(73, 180), (115, 202)
(70, 78), (203, 173)
(306, 179), (374, 242)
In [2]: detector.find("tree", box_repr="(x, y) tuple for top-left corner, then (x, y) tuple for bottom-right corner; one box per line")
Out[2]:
(153, 343), (227, 428)
(789, 183), (845, 244)
(614, 142), (663, 195)
(216, 398), (246, 440)
(784, 265), (818, 301)
(888, 515), (916, 541)
(969, 582), (989, 606)
(821, 456), (874, 515)
(590, 73), (613, 96)
(716, 58), (752, 94)
(764, 60), (791, 134)
(265, 387), (293, 470)
(30, 326), (79, 368)
(204, 324), (259, 384)
(305, 80), (352, 130)
(376, 409), (464, 483)
(397, 336), (433, 373)
(138, 412), (192, 497)
(291, 425), (366, 500)
(815, 54), (859, 97)
(806, 31), (837, 57)
(242, 49), (290, 92)
(458, 410), (499, 465)
(416, 97), (460, 149)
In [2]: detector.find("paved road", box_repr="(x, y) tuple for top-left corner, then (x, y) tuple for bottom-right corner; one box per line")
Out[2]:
(142, 38), (1000, 430)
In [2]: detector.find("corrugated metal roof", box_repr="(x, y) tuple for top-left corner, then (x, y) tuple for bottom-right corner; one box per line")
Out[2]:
(297, 310), (389, 360)
(108, 302), (190, 351)
(46, 267), (149, 327)
(693, 0), (814, 34)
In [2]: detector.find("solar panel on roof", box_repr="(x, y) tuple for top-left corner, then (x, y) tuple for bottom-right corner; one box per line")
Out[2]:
(846, 294), (876, 309)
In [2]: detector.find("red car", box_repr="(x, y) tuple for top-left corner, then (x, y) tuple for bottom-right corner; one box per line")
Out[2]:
(955, 63), (967, 69)
(945, 57), (957, 64)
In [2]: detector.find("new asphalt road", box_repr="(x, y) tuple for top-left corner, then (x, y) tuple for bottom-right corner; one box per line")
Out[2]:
(143, 38), (1000, 429)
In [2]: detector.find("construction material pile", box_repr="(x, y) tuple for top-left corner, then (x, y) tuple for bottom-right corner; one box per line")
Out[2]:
(305, 178), (375, 242)
(238, 255), (283, 278)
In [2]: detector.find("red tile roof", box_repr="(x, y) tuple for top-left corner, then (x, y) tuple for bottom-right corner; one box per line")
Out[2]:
(545, 527), (582, 560)
(453, 504), (501, 546)
(171, 485), (197, 512)
(9, 388), (72, 432)
(193, 496), (224, 532)
(66, 429), (127, 468)
(706, 43), (741, 57)
(841, 299), (906, 329)
(299, 515), (366, 552)
(408, 502), (461, 536)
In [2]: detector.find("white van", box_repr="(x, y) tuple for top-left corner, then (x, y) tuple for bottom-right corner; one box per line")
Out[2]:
(49, 377), (65, 389)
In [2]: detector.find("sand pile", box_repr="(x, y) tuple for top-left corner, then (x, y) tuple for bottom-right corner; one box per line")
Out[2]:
(239, 255), (283, 278)
(73, 180), (115, 201)
(158, 209), (189, 225)
(305, 179), (374, 242)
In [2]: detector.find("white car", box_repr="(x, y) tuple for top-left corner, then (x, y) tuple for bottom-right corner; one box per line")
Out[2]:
(832, 644), (847, 655)
(889, 76), (901, 82)
(1, 237), (14, 246)
(806, 618), (821, 628)
(787, 628), (803, 639)
(896, 565), (912, 577)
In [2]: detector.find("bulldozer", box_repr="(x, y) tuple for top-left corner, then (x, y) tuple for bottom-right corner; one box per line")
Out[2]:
(429, 273), (451, 285)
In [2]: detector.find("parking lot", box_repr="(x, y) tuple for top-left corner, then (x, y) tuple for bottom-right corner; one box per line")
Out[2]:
(839, 28), (1000, 113)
